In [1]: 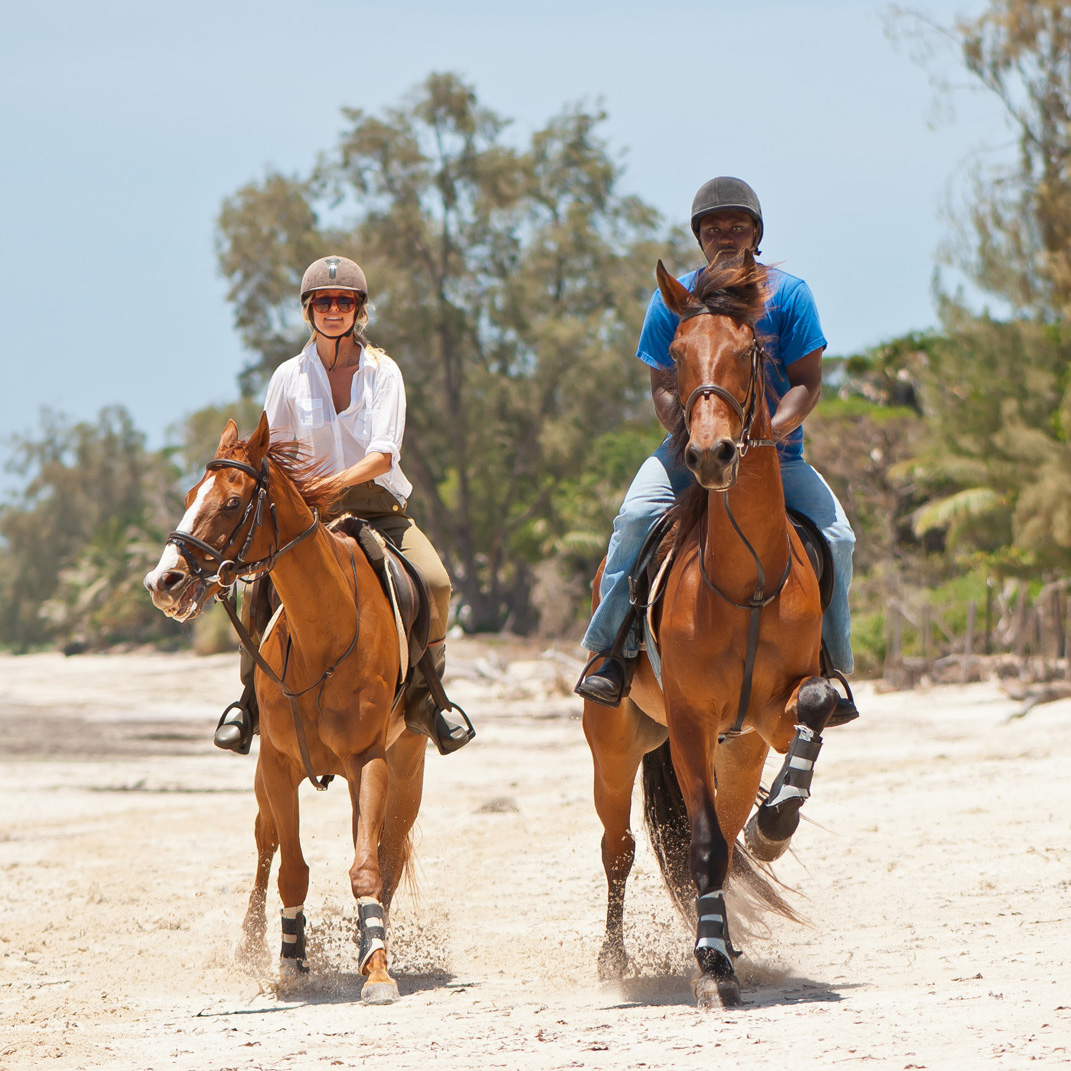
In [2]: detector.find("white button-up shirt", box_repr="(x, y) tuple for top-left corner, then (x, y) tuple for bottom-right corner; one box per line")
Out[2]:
(263, 340), (414, 503)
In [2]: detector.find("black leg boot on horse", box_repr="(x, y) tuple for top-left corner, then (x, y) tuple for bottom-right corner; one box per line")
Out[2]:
(404, 643), (475, 755)
(744, 676), (839, 861)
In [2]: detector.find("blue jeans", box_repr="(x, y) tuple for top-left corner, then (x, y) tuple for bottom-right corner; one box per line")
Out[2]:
(581, 437), (855, 674)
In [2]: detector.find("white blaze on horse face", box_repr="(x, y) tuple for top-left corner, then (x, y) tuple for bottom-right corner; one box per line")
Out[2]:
(145, 475), (218, 583)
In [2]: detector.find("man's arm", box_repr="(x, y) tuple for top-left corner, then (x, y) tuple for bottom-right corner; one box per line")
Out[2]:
(771, 348), (823, 438)
(650, 366), (679, 432)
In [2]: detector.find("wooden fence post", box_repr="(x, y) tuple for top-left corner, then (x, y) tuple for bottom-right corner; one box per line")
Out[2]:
(964, 601), (976, 683)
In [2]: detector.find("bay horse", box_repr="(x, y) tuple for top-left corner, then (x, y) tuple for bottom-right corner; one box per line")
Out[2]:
(144, 413), (426, 1004)
(583, 252), (838, 1008)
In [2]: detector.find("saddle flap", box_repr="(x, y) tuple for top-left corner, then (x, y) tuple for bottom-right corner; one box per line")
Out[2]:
(787, 508), (834, 613)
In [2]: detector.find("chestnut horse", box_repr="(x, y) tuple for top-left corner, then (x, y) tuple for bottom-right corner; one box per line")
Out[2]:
(583, 253), (838, 1008)
(144, 414), (426, 1004)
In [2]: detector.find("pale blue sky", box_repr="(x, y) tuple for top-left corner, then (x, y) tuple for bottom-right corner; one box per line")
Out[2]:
(1, 0), (1005, 494)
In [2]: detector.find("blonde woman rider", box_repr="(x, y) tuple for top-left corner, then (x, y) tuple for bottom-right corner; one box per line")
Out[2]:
(213, 255), (474, 756)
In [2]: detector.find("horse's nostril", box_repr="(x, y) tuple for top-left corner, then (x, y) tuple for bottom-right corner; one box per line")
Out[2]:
(685, 444), (701, 469)
(715, 440), (736, 463)
(159, 570), (185, 592)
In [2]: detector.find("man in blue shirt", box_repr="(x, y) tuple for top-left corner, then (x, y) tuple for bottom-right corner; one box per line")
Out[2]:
(576, 177), (856, 715)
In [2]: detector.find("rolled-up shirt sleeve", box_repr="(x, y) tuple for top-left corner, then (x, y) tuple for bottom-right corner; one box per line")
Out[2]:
(365, 360), (406, 467)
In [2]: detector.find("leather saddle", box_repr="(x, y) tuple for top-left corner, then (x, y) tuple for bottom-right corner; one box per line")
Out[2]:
(632, 506), (835, 618)
(329, 516), (432, 679)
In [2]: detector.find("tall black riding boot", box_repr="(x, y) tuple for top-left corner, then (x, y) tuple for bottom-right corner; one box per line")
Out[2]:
(404, 645), (474, 755)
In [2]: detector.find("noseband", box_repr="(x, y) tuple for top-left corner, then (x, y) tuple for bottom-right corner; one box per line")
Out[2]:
(165, 457), (318, 591)
(678, 310), (777, 458)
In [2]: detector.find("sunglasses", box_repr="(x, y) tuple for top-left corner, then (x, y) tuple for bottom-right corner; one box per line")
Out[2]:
(310, 294), (359, 312)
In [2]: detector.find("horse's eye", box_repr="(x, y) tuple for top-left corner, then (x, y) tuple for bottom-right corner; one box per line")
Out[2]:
(222, 496), (241, 511)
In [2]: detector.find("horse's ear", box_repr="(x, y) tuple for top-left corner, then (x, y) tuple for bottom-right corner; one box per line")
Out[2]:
(246, 411), (271, 465)
(656, 260), (692, 316)
(216, 419), (239, 454)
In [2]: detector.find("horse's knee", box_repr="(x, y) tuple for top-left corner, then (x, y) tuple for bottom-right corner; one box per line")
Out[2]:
(796, 676), (838, 733)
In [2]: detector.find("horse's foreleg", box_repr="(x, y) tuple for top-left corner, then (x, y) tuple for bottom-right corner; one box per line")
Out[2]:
(262, 748), (309, 976)
(344, 750), (397, 1005)
(745, 676), (837, 862)
(237, 760), (277, 970)
(584, 698), (650, 981)
(663, 710), (740, 1009)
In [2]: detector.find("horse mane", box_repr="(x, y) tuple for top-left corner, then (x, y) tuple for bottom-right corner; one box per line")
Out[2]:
(668, 254), (771, 547)
(216, 436), (345, 517)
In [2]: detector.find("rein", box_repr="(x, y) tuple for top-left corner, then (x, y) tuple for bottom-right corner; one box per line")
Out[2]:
(168, 456), (357, 790)
(678, 308), (788, 736)
(166, 459), (319, 588)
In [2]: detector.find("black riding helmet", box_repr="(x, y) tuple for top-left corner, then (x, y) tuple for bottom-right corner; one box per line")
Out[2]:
(690, 177), (763, 253)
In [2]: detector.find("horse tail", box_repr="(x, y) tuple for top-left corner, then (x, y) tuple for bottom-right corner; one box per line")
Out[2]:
(641, 740), (697, 922)
(641, 740), (806, 930)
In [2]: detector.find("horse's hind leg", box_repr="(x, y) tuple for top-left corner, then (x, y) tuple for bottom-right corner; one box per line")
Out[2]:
(745, 676), (837, 862)
(237, 759), (278, 969)
(379, 731), (427, 910)
(584, 698), (662, 980)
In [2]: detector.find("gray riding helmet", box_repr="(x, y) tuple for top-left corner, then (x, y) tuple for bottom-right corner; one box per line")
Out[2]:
(690, 177), (763, 249)
(300, 255), (368, 302)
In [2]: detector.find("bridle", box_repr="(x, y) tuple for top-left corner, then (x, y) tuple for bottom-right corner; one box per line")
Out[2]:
(677, 310), (778, 458)
(677, 307), (791, 738)
(167, 455), (355, 791)
(166, 458), (320, 590)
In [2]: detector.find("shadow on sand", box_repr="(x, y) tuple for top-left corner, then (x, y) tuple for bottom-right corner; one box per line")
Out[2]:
(272, 968), (457, 1005)
(608, 961), (863, 1010)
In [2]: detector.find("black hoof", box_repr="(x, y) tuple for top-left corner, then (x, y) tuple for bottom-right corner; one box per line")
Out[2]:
(743, 810), (792, 862)
(597, 940), (629, 981)
(694, 972), (741, 1008)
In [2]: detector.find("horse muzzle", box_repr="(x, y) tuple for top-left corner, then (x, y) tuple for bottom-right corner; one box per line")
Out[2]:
(143, 565), (213, 622)
(685, 437), (739, 491)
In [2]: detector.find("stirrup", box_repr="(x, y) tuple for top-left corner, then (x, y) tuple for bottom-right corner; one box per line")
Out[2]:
(406, 704), (475, 756)
(431, 707), (476, 756)
(214, 684), (256, 754)
(825, 668), (859, 727)
(574, 652), (634, 708)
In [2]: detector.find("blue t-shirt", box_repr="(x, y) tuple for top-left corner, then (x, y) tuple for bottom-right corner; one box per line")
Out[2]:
(636, 266), (827, 462)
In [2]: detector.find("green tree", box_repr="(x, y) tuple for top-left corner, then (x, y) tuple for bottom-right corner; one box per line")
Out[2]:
(216, 73), (688, 630)
(895, 1), (1071, 318)
(949, 1), (1071, 319)
(890, 2), (1071, 574)
(0, 407), (184, 649)
(874, 312), (1071, 573)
